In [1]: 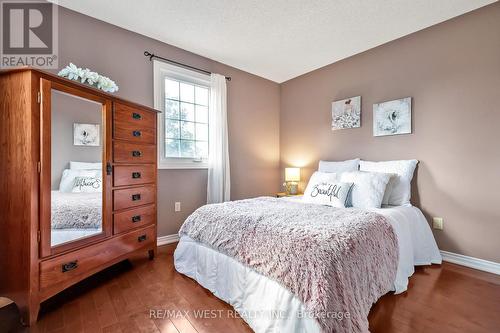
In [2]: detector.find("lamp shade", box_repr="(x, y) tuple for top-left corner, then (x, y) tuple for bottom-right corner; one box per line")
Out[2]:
(285, 167), (300, 182)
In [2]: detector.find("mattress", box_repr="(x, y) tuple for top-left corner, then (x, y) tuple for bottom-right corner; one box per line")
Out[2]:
(174, 201), (442, 333)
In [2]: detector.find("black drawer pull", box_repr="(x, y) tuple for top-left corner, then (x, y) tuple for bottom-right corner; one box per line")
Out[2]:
(62, 260), (78, 273)
(132, 150), (142, 157)
(132, 194), (141, 201)
(132, 172), (141, 179)
(132, 112), (142, 120)
(138, 235), (147, 242)
(132, 215), (142, 223)
(132, 130), (142, 137)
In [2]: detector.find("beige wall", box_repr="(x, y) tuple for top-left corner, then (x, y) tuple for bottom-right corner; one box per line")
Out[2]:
(280, 3), (500, 262)
(56, 7), (281, 236)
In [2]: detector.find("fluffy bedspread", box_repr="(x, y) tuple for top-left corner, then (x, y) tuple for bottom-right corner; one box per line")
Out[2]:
(179, 197), (399, 333)
(51, 191), (102, 229)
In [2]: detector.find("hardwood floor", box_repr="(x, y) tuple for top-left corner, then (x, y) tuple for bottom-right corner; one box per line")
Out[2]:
(25, 244), (500, 333)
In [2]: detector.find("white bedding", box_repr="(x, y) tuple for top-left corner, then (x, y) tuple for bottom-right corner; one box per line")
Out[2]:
(50, 190), (102, 246)
(174, 199), (441, 333)
(51, 190), (102, 229)
(51, 228), (102, 246)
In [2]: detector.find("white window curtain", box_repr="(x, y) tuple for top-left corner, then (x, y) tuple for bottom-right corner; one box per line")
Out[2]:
(207, 73), (230, 203)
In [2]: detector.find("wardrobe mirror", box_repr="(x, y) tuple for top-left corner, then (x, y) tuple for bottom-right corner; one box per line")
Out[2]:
(50, 89), (104, 247)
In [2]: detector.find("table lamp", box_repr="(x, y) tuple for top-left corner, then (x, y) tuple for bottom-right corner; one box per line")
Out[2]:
(284, 167), (300, 195)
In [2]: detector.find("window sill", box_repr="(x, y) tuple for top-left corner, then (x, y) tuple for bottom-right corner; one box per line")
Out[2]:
(158, 163), (209, 170)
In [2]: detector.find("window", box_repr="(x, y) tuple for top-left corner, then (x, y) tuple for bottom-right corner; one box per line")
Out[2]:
(154, 61), (210, 169)
(165, 80), (209, 159)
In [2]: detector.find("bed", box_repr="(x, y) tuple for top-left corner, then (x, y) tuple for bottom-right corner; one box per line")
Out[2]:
(174, 196), (441, 333)
(51, 190), (102, 246)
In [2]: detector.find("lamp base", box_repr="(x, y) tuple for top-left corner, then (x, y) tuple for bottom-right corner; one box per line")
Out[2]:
(286, 182), (298, 195)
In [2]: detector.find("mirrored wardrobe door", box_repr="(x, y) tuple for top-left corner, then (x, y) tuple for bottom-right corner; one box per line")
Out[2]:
(40, 78), (112, 257)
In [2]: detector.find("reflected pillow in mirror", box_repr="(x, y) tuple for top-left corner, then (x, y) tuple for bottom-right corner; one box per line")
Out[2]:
(59, 169), (101, 192)
(70, 161), (102, 170)
(71, 176), (103, 193)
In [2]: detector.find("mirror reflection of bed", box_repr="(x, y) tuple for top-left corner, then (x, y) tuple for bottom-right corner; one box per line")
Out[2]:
(51, 89), (103, 247)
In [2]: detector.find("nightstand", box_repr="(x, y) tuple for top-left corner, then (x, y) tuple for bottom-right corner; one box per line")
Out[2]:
(276, 192), (302, 198)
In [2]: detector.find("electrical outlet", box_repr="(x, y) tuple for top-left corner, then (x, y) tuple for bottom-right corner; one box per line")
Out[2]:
(175, 202), (181, 212)
(433, 217), (444, 230)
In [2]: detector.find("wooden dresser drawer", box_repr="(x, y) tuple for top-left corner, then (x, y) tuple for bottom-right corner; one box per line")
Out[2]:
(113, 141), (155, 164)
(114, 124), (156, 144)
(114, 204), (156, 234)
(40, 225), (155, 290)
(114, 185), (155, 211)
(114, 165), (155, 187)
(114, 102), (156, 129)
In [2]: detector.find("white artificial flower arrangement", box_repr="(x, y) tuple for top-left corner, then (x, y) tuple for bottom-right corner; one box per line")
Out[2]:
(58, 63), (119, 93)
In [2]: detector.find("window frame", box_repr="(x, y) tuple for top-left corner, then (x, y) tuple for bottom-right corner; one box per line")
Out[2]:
(154, 60), (211, 169)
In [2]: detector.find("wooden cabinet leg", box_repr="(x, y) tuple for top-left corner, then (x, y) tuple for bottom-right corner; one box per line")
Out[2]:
(148, 249), (155, 260)
(20, 302), (40, 327)
(28, 303), (40, 326)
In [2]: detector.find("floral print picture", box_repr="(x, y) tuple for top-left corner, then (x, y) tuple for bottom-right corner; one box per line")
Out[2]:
(74, 123), (100, 146)
(373, 97), (412, 136)
(331, 96), (361, 130)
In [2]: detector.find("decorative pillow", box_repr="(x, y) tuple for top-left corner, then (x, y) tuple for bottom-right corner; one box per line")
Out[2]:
(339, 171), (391, 209)
(359, 160), (418, 206)
(318, 158), (360, 173)
(302, 172), (353, 208)
(71, 176), (103, 193)
(70, 161), (102, 170)
(59, 169), (101, 192)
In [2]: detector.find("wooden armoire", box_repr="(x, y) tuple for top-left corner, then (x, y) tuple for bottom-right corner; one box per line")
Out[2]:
(0, 67), (159, 325)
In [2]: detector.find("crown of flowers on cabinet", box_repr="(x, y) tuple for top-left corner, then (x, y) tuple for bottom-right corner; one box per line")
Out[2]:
(58, 63), (119, 93)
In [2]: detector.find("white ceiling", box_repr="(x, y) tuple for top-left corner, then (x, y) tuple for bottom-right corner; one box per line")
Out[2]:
(51, 0), (496, 83)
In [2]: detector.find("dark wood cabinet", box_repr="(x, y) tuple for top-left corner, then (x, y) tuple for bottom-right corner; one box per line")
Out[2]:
(0, 67), (159, 326)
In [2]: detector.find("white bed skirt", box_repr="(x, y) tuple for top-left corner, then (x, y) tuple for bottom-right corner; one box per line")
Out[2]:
(175, 236), (321, 333)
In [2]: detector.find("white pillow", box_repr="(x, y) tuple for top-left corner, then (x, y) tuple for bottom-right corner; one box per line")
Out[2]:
(359, 160), (418, 206)
(339, 171), (391, 209)
(71, 176), (103, 193)
(70, 161), (102, 170)
(302, 172), (353, 208)
(318, 158), (360, 173)
(59, 169), (101, 192)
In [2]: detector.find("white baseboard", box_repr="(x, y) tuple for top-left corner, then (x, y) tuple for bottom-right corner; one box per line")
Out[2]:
(440, 250), (500, 275)
(157, 234), (180, 246)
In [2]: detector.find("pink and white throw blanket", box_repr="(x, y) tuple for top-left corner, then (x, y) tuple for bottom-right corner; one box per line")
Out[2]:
(179, 197), (398, 332)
